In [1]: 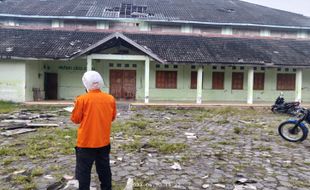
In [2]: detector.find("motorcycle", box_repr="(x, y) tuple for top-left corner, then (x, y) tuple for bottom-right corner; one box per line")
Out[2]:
(278, 108), (309, 142)
(271, 92), (301, 116)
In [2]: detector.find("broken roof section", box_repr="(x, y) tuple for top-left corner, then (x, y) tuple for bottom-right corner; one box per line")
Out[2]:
(1, 28), (310, 67)
(0, 0), (310, 28)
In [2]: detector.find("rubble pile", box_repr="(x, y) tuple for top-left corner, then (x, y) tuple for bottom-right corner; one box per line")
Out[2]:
(0, 110), (60, 136)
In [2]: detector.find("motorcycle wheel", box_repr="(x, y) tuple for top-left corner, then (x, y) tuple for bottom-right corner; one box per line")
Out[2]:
(278, 121), (308, 142)
(271, 106), (277, 113)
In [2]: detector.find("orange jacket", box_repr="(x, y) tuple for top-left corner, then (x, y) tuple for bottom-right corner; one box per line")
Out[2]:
(71, 89), (117, 148)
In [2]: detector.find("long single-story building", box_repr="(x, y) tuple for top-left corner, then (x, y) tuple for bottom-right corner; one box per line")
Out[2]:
(1, 28), (310, 104)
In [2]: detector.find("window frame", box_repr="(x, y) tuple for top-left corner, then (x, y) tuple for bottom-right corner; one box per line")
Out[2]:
(190, 71), (197, 89)
(232, 72), (244, 90)
(254, 72), (265, 90)
(212, 72), (225, 90)
(156, 71), (177, 89)
(277, 73), (295, 91)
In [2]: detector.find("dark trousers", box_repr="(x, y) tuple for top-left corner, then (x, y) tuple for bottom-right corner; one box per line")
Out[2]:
(75, 145), (112, 190)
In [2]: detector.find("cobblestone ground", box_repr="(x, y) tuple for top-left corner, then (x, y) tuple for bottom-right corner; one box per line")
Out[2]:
(0, 105), (310, 190)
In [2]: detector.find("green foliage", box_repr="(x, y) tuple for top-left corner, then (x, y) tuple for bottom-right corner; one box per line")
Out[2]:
(148, 139), (188, 154)
(233, 127), (242, 134)
(0, 100), (18, 113)
(31, 167), (44, 177)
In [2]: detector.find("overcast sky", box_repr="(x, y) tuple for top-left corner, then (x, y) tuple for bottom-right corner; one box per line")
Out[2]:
(241, 0), (310, 17)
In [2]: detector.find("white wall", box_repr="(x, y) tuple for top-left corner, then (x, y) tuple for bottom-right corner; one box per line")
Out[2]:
(0, 62), (26, 102)
(25, 61), (44, 101)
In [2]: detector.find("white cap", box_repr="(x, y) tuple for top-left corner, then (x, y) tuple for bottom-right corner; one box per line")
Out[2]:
(82, 71), (104, 91)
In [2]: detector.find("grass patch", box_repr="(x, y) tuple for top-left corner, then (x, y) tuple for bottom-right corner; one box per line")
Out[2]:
(31, 167), (44, 177)
(121, 139), (142, 152)
(0, 128), (76, 160)
(0, 100), (19, 113)
(252, 145), (272, 151)
(148, 139), (188, 154)
(233, 127), (242, 134)
(2, 157), (17, 165)
(112, 120), (172, 138)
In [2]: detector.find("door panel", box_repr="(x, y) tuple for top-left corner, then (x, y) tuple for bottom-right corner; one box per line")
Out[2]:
(44, 73), (58, 100)
(110, 70), (136, 100)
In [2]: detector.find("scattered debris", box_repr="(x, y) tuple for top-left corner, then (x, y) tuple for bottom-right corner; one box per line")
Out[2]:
(170, 162), (182, 170)
(63, 175), (74, 180)
(117, 157), (123, 161)
(64, 179), (79, 189)
(185, 132), (198, 139)
(234, 178), (258, 190)
(63, 107), (74, 113)
(110, 160), (116, 165)
(64, 135), (71, 139)
(238, 120), (252, 124)
(234, 184), (257, 190)
(214, 184), (226, 188)
(44, 175), (55, 180)
(1, 119), (31, 123)
(0, 128), (37, 136)
(47, 178), (66, 190)
(13, 170), (26, 175)
(202, 184), (210, 189)
(26, 123), (59, 128)
(124, 178), (133, 190)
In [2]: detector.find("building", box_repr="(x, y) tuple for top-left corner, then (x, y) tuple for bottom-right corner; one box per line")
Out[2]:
(0, 0), (310, 103)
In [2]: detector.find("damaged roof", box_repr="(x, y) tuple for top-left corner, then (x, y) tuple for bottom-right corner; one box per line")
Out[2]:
(0, 0), (309, 28)
(1, 28), (310, 67)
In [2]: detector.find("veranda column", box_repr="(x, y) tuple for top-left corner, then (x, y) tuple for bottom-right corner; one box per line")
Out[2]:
(87, 56), (92, 71)
(295, 69), (302, 102)
(144, 57), (150, 103)
(196, 66), (203, 104)
(247, 67), (254, 104)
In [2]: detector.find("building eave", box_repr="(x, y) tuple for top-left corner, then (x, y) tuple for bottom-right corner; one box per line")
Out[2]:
(1, 13), (310, 30)
(70, 32), (165, 63)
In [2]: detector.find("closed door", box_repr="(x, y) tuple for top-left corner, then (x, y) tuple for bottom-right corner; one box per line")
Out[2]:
(110, 70), (136, 100)
(44, 73), (58, 100)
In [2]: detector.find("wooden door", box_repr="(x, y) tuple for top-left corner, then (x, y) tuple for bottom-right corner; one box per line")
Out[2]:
(44, 73), (58, 100)
(110, 70), (136, 100)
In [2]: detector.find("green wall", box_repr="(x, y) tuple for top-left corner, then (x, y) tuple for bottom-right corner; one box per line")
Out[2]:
(3, 59), (309, 103)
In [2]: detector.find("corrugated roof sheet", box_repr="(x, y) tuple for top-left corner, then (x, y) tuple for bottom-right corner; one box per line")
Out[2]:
(0, 0), (309, 27)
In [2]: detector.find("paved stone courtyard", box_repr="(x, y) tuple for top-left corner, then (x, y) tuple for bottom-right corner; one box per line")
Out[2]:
(0, 105), (310, 190)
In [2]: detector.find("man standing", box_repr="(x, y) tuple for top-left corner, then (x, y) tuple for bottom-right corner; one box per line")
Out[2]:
(71, 71), (117, 190)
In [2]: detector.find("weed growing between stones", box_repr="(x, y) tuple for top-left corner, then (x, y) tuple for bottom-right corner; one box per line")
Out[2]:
(148, 138), (188, 154)
(31, 167), (44, 177)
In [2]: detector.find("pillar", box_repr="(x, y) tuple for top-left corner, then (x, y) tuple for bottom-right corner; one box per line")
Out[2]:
(144, 57), (150, 103)
(295, 69), (302, 102)
(87, 56), (92, 71)
(196, 66), (203, 104)
(247, 67), (254, 104)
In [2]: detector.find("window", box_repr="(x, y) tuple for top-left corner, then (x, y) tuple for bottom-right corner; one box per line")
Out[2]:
(212, 72), (224, 89)
(191, 71), (197, 89)
(277, 74), (295, 90)
(232, 72), (243, 90)
(156, 71), (177, 89)
(254, 73), (265, 90)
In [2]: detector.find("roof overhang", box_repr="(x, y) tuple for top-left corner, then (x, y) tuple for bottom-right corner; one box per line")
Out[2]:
(1, 14), (310, 30)
(70, 32), (165, 63)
